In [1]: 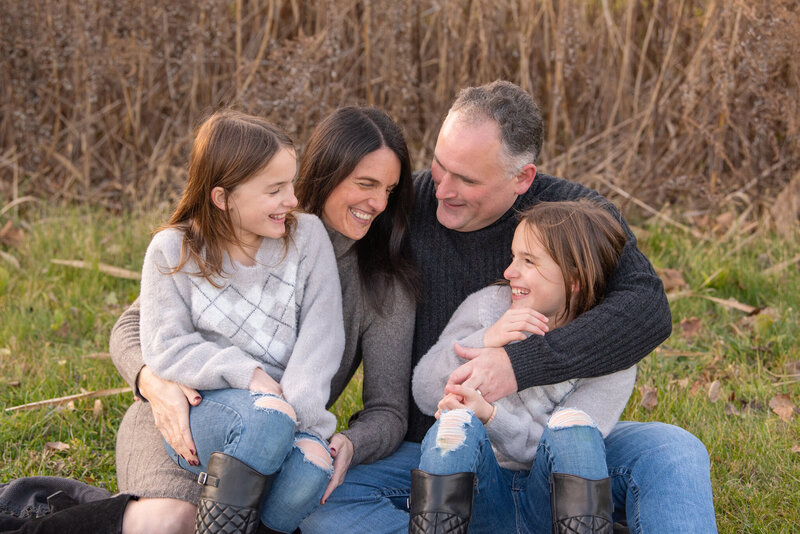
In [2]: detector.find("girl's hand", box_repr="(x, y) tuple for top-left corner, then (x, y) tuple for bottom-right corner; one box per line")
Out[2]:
(435, 384), (494, 424)
(249, 367), (283, 396)
(483, 308), (549, 347)
(321, 433), (354, 504)
(138, 366), (201, 466)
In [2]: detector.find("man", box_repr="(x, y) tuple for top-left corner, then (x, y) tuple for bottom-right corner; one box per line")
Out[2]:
(300, 81), (717, 533)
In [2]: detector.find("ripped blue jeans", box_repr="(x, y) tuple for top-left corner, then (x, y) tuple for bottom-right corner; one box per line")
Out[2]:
(418, 409), (608, 534)
(163, 388), (333, 533)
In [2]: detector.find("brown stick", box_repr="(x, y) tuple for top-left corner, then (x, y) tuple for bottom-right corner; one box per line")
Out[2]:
(5, 387), (132, 413)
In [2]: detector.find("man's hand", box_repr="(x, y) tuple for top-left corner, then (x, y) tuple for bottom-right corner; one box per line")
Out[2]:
(249, 367), (283, 397)
(446, 344), (518, 403)
(483, 308), (548, 347)
(137, 366), (201, 466)
(321, 433), (354, 504)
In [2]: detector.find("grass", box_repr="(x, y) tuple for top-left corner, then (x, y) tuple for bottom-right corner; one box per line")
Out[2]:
(1, 205), (799, 532)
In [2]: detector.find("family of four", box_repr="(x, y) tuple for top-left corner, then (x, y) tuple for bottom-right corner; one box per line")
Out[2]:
(9, 80), (717, 534)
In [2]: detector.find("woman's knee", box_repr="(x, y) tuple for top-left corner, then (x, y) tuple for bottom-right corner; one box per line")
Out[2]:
(122, 498), (196, 534)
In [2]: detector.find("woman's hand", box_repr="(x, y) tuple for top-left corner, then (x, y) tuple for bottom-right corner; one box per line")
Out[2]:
(249, 367), (283, 396)
(483, 308), (549, 348)
(435, 384), (494, 423)
(320, 433), (354, 504)
(137, 366), (201, 466)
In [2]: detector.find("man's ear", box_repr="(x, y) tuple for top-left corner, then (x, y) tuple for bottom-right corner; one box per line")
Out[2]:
(211, 186), (227, 211)
(513, 163), (537, 195)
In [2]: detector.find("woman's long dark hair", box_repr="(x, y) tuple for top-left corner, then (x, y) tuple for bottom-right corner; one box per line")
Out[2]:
(295, 106), (419, 309)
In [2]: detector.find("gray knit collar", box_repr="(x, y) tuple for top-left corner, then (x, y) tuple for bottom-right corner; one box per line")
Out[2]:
(324, 224), (356, 259)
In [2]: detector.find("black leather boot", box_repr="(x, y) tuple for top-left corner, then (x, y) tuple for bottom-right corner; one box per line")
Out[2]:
(195, 452), (268, 534)
(408, 469), (474, 534)
(549, 473), (613, 534)
(0, 493), (134, 534)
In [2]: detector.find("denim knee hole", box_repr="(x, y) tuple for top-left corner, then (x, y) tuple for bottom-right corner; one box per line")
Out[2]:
(253, 394), (297, 422)
(296, 438), (333, 473)
(435, 409), (473, 453)
(547, 408), (596, 429)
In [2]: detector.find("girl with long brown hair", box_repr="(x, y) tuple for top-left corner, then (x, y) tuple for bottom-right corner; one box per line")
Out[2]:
(410, 199), (637, 534)
(138, 109), (344, 534)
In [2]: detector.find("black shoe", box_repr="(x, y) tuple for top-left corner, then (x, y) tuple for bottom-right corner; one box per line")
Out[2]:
(549, 473), (613, 534)
(408, 470), (474, 534)
(0, 493), (134, 534)
(195, 452), (268, 534)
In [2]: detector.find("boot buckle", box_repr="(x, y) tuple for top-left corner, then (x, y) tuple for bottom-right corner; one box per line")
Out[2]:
(197, 472), (208, 485)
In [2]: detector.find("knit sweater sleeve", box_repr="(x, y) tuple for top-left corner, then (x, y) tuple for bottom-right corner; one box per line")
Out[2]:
(109, 298), (144, 397)
(280, 216), (345, 440)
(140, 229), (259, 390)
(412, 288), (496, 416)
(505, 179), (671, 389)
(341, 284), (415, 466)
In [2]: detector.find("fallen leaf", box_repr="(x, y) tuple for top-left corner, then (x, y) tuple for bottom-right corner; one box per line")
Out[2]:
(713, 211), (736, 235)
(724, 403), (740, 416)
(656, 268), (688, 292)
(671, 377), (690, 388)
(0, 220), (24, 247)
(7, 380), (20, 387)
(784, 360), (800, 376)
(690, 379), (705, 397)
(93, 399), (103, 418)
(680, 317), (703, 338)
(45, 441), (70, 452)
(66, 401), (75, 411)
(708, 380), (722, 403)
(792, 445), (800, 454)
(639, 386), (658, 410)
(769, 394), (795, 423)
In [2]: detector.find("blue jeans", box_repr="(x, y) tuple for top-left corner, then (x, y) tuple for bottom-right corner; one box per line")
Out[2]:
(417, 410), (609, 533)
(301, 421), (717, 534)
(164, 389), (333, 533)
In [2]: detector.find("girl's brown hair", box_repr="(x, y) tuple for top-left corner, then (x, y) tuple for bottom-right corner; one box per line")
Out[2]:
(518, 199), (627, 324)
(162, 109), (295, 285)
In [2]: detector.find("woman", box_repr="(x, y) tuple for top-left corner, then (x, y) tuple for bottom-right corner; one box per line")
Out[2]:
(110, 107), (418, 533)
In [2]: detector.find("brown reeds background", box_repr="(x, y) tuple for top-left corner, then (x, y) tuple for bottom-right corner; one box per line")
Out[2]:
(1, 0), (798, 219)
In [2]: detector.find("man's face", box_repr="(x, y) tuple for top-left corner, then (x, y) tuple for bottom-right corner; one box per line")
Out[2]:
(431, 113), (524, 232)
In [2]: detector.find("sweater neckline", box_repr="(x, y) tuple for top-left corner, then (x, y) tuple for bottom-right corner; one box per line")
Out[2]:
(325, 225), (356, 259)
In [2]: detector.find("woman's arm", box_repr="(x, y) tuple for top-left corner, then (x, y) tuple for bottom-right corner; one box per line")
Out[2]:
(108, 299), (201, 464)
(340, 283), (416, 467)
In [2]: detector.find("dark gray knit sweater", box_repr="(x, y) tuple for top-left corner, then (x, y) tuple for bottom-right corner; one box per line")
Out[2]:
(405, 170), (671, 442)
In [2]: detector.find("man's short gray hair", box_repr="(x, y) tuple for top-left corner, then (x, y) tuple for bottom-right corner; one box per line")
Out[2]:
(449, 80), (544, 176)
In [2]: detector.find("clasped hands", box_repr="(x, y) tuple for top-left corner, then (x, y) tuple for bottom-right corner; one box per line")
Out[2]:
(443, 306), (548, 406)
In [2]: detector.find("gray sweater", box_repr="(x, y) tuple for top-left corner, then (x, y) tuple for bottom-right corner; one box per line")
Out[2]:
(111, 221), (414, 468)
(412, 285), (636, 471)
(407, 170), (671, 442)
(139, 212), (344, 439)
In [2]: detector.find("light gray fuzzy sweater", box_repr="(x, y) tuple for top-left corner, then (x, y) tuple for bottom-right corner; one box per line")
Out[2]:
(412, 285), (636, 471)
(139, 212), (344, 439)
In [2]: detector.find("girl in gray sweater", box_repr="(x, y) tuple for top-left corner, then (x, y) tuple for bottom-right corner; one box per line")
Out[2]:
(139, 110), (344, 534)
(410, 199), (635, 534)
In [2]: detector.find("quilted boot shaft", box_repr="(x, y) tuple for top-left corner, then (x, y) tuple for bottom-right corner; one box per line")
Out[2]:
(408, 470), (475, 534)
(549, 473), (613, 534)
(195, 452), (268, 534)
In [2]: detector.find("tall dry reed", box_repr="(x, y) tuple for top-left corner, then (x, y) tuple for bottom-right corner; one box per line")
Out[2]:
(1, 0), (798, 218)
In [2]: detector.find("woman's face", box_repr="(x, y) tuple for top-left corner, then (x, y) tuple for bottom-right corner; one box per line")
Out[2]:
(503, 222), (570, 325)
(321, 147), (401, 240)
